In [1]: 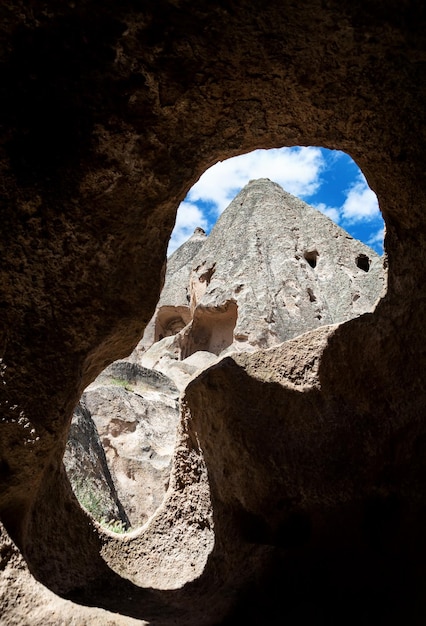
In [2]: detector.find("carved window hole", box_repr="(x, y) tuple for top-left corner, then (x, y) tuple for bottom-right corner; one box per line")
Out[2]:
(154, 305), (192, 342)
(356, 254), (370, 272)
(304, 250), (319, 269)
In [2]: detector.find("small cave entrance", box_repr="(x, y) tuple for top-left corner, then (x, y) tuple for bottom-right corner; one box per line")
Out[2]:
(155, 305), (192, 341)
(180, 300), (238, 360)
(356, 254), (370, 272)
(304, 249), (319, 269)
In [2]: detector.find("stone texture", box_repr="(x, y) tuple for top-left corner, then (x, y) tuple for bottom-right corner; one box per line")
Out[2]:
(133, 227), (207, 355)
(0, 2), (425, 625)
(80, 361), (180, 528)
(135, 178), (385, 388)
(64, 400), (130, 527)
(68, 179), (383, 530)
(0, 523), (143, 626)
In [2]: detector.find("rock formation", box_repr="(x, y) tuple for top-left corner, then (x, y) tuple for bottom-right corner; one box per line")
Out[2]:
(0, 2), (425, 625)
(78, 361), (179, 528)
(67, 179), (384, 531)
(134, 178), (385, 388)
(64, 400), (130, 528)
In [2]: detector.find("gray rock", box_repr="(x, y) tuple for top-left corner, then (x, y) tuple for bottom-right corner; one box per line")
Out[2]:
(136, 178), (385, 386)
(95, 359), (179, 397)
(81, 381), (180, 528)
(131, 227), (207, 357)
(66, 362), (181, 529)
(65, 179), (385, 530)
(63, 401), (130, 527)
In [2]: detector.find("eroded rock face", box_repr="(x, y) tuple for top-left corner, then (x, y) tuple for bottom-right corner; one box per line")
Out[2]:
(134, 227), (208, 354)
(81, 362), (180, 528)
(1, 2), (426, 625)
(63, 360), (180, 529)
(135, 179), (385, 388)
(68, 178), (383, 530)
(64, 401), (130, 527)
(186, 179), (384, 350)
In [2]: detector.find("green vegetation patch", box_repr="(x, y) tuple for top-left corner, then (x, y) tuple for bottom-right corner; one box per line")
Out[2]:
(72, 479), (129, 534)
(108, 377), (134, 392)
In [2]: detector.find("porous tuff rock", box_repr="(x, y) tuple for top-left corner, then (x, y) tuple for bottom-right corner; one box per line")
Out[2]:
(134, 227), (207, 354)
(70, 178), (382, 529)
(1, 1), (426, 625)
(135, 178), (385, 388)
(80, 361), (180, 528)
(64, 400), (130, 527)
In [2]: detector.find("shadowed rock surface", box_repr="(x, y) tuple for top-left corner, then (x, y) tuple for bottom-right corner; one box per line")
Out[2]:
(0, 1), (425, 625)
(64, 400), (130, 527)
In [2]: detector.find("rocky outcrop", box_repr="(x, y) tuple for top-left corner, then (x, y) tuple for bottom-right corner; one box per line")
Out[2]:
(135, 227), (208, 354)
(135, 179), (385, 388)
(76, 361), (180, 528)
(75, 178), (382, 532)
(64, 401), (129, 527)
(1, 2), (426, 625)
(69, 179), (383, 529)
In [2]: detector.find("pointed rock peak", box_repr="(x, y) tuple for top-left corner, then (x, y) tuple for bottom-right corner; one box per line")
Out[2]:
(190, 227), (207, 240)
(248, 177), (272, 184)
(247, 177), (278, 186)
(168, 226), (207, 266)
(233, 178), (302, 211)
(246, 178), (284, 191)
(172, 226), (207, 254)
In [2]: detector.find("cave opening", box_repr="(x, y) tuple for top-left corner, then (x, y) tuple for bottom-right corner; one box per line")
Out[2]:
(304, 249), (319, 268)
(65, 146), (385, 541)
(1, 4), (423, 624)
(356, 253), (371, 272)
(168, 147), (384, 257)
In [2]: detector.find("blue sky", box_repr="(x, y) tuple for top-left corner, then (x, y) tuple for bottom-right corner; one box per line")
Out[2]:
(167, 147), (385, 256)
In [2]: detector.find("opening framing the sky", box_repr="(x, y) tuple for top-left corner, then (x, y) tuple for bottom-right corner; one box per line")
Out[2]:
(168, 147), (385, 257)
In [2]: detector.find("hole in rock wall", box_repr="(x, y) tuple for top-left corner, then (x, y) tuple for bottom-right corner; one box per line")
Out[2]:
(64, 146), (386, 539)
(155, 305), (192, 341)
(180, 301), (238, 360)
(356, 253), (371, 272)
(304, 249), (319, 269)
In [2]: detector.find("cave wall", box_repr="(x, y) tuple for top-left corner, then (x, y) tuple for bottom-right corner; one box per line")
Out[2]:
(0, 1), (425, 624)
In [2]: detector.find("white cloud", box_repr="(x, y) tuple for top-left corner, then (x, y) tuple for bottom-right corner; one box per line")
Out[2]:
(368, 226), (385, 247)
(167, 201), (208, 256)
(314, 174), (381, 234)
(341, 175), (380, 223)
(168, 148), (384, 256)
(187, 146), (325, 215)
(314, 202), (341, 223)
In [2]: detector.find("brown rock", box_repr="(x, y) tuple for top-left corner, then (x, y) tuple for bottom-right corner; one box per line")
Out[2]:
(0, 2), (425, 625)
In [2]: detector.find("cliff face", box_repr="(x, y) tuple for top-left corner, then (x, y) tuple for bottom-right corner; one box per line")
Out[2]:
(134, 179), (385, 388)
